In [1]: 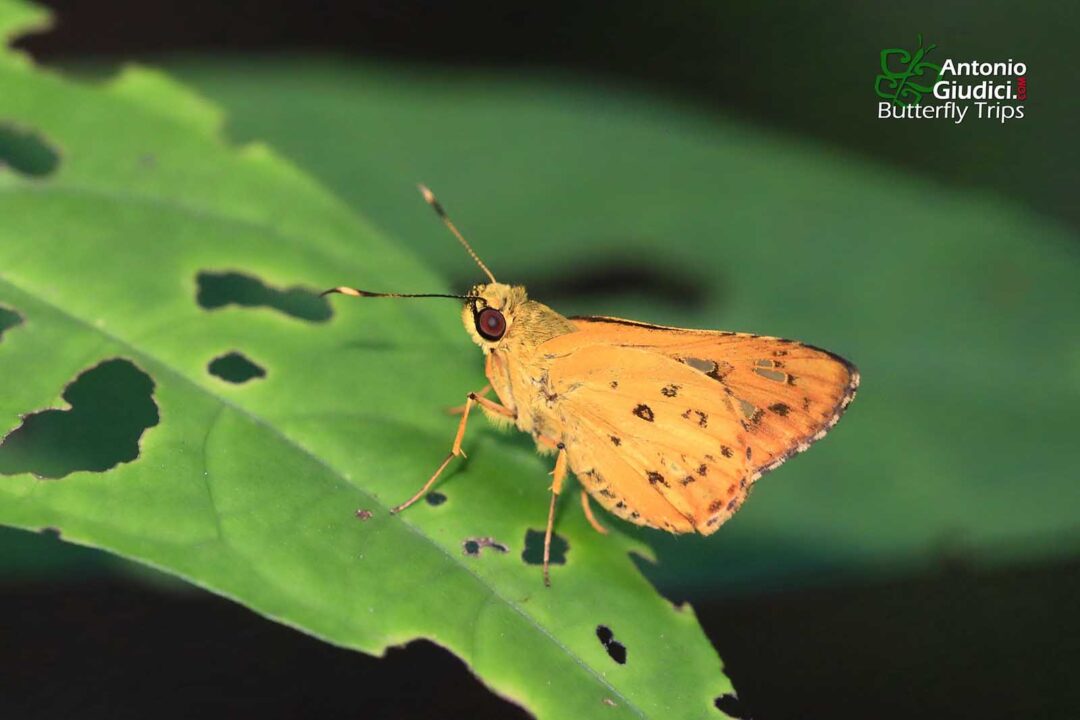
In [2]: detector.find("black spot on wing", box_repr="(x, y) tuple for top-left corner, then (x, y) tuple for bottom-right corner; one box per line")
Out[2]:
(633, 404), (654, 422)
(740, 409), (765, 431)
(769, 402), (791, 417)
(706, 364), (733, 381)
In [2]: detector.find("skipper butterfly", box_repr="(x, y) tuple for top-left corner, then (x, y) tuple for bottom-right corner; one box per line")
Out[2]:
(324, 186), (859, 585)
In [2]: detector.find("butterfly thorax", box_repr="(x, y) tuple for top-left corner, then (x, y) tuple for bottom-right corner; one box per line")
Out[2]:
(462, 283), (578, 442)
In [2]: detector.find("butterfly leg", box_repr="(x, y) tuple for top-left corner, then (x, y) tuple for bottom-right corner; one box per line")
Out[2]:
(579, 491), (609, 535)
(543, 444), (569, 587)
(446, 385), (491, 415)
(391, 390), (511, 514)
(469, 391), (514, 420)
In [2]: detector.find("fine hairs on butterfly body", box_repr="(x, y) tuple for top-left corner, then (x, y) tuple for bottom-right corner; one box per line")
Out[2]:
(323, 185), (859, 586)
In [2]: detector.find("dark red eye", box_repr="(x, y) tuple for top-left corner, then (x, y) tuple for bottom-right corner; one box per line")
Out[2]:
(476, 307), (506, 340)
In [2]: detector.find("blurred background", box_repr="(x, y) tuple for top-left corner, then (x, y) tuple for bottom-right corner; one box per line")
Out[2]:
(3, 1), (1078, 718)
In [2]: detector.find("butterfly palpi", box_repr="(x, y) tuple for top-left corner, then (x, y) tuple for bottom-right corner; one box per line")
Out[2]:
(324, 186), (859, 585)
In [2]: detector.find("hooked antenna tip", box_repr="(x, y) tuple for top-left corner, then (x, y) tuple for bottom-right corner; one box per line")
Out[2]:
(321, 286), (364, 298)
(417, 183), (447, 218)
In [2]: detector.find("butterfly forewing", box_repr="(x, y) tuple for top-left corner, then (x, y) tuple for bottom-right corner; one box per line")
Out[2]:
(710, 339), (858, 478)
(537, 317), (858, 534)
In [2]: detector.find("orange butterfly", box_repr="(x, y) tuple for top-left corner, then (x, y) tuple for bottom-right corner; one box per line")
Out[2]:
(324, 186), (859, 585)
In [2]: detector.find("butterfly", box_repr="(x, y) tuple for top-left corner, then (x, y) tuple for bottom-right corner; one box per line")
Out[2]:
(324, 186), (859, 585)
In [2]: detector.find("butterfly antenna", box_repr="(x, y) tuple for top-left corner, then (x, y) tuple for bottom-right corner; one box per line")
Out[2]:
(320, 287), (478, 301)
(418, 184), (497, 284)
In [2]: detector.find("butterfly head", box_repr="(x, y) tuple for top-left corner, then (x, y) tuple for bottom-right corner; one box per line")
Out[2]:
(321, 186), (561, 352)
(463, 282), (527, 349)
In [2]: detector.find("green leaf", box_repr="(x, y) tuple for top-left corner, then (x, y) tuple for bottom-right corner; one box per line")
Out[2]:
(168, 57), (1080, 591)
(0, 3), (733, 718)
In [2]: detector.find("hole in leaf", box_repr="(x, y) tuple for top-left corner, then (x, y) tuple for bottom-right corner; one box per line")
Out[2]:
(0, 358), (159, 479)
(462, 537), (509, 557)
(354, 509), (373, 521)
(196, 271), (332, 322)
(521, 528), (568, 566)
(714, 693), (751, 718)
(595, 625), (627, 664)
(0, 122), (60, 177)
(0, 305), (24, 341)
(207, 351), (266, 384)
(425, 491), (447, 506)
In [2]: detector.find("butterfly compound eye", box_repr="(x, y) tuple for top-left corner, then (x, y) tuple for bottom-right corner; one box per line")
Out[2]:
(476, 307), (506, 341)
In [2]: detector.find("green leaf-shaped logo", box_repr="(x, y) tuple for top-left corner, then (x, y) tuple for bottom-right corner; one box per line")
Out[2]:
(875, 34), (943, 106)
